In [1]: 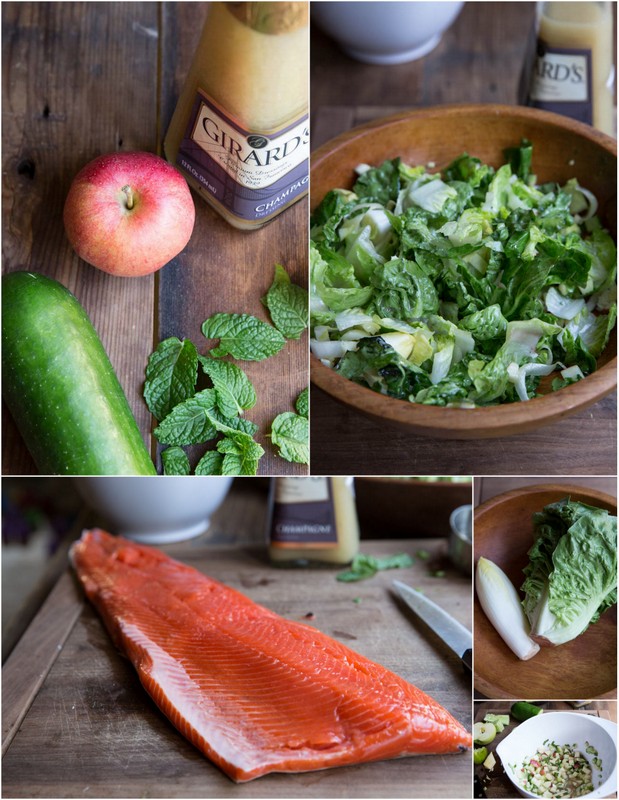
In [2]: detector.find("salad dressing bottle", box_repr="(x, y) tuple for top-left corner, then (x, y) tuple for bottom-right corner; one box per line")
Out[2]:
(267, 477), (360, 566)
(163, 2), (309, 230)
(524, 2), (615, 136)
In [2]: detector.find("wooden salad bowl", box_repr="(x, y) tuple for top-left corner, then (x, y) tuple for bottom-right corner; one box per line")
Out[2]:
(310, 104), (617, 438)
(474, 483), (617, 700)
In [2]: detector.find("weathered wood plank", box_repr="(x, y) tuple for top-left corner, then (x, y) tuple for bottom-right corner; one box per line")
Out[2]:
(2, 572), (84, 756)
(2, 2), (160, 473)
(157, 2), (309, 475)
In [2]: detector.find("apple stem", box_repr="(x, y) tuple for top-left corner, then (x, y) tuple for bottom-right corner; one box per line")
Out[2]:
(122, 184), (134, 210)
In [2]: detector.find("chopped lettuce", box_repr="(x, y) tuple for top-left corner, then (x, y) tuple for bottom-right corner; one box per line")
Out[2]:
(521, 498), (617, 646)
(310, 141), (616, 407)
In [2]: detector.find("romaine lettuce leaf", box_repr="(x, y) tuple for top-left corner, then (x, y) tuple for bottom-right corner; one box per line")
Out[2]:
(521, 498), (617, 646)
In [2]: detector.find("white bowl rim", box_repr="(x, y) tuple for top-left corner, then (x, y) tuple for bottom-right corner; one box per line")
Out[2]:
(495, 712), (617, 800)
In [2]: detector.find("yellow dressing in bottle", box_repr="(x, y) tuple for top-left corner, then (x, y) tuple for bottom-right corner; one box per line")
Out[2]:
(267, 477), (360, 566)
(164, 2), (309, 229)
(527, 1), (615, 136)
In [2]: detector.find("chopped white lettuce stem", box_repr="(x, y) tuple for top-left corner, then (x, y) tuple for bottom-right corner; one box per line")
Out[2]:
(310, 338), (357, 365)
(313, 325), (330, 341)
(560, 365), (584, 382)
(381, 332), (417, 360)
(475, 556), (540, 661)
(334, 309), (378, 332)
(378, 317), (418, 334)
(507, 361), (561, 402)
(430, 341), (455, 384)
(545, 287), (585, 320)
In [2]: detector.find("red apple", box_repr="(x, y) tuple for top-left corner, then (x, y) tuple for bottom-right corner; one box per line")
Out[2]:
(63, 151), (195, 277)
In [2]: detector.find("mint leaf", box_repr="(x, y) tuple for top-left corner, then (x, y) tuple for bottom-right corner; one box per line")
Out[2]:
(144, 338), (198, 421)
(154, 389), (219, 446)
(154, 387), (261, 447)
(199, 355), (257, 417)
(217, 432), (264, 475)
(295, 387), (309, 418)
(262, 264), (308, 340)
(227, 416), (260, 436)
(336, 552), (414, 582)
(161, 446), (190, 476)
(270, 411), (309, 464)
(202, 313), (286, 361)
(195, 450), (224, 475)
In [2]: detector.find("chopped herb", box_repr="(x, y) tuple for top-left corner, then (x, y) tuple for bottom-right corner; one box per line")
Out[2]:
(337, 552), (413, 582)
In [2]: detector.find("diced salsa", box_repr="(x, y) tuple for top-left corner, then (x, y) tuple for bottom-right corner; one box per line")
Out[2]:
(517, 740), (599, 798)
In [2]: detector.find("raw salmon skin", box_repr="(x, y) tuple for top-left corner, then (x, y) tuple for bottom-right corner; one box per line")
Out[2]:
(70, 529), (471, 782)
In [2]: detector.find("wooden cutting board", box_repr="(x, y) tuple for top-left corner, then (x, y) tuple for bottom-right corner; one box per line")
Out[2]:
(2, 539), (472, 798)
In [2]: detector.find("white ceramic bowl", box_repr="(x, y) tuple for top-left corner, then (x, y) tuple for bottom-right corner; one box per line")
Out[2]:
(496, 712), (617, 799)
(312, 1), (464, 64)
(74, 476), (233, 543)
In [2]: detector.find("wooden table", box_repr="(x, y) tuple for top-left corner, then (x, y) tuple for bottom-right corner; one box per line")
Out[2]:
(309, 1), (617, 476)
(2, 538), (472, 798)
(2, 2), (308, 476)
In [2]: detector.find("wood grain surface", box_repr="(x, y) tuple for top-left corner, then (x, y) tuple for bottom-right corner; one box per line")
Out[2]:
(309, 1), (617, 476)
(2, 538), (472, 798)
(2, 2), (308, 476)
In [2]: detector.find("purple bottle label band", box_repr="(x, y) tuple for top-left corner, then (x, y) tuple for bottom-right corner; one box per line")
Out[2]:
(177, 90), (309, 221)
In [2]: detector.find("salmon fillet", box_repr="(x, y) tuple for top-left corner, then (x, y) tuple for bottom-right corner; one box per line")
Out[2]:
(70, 529), (471, 782)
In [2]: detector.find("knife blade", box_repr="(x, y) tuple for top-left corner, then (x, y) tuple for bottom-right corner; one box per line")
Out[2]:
(393, 579), (472, 673)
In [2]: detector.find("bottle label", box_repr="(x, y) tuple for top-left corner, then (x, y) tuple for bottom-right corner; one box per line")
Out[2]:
(270, 478), (338, 548)
(528, 41), (593, 124)
(176, 89), (309, 222)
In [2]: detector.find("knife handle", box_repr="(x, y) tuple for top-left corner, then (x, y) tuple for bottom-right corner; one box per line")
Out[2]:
(462, 648), (472, 675)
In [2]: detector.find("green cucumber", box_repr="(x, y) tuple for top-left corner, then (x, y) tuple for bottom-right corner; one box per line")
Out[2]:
(2, 271), (156, 475)
(511, 702), (543, 721)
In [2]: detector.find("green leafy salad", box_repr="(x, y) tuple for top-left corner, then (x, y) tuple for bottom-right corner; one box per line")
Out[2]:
(310, 141), (616, 407)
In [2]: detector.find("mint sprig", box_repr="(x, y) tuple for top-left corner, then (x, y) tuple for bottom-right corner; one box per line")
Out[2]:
(262, 263), (308, 340)
(161, 446), (191, 476)
(216, 433), (265, 476)
(195, 451), (224, 475)
(270, 411), (309, 464)
(144, 338), (198, 421)
(202, 313), (286, 361)
(143, 264), (308, 476)
(295, 386), (309, 418)
(154, 389), (219, 446)
(198, 355), (257, 417)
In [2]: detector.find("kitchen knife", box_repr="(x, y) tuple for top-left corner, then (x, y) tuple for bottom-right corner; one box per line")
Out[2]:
(393, 579), (472, 673)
